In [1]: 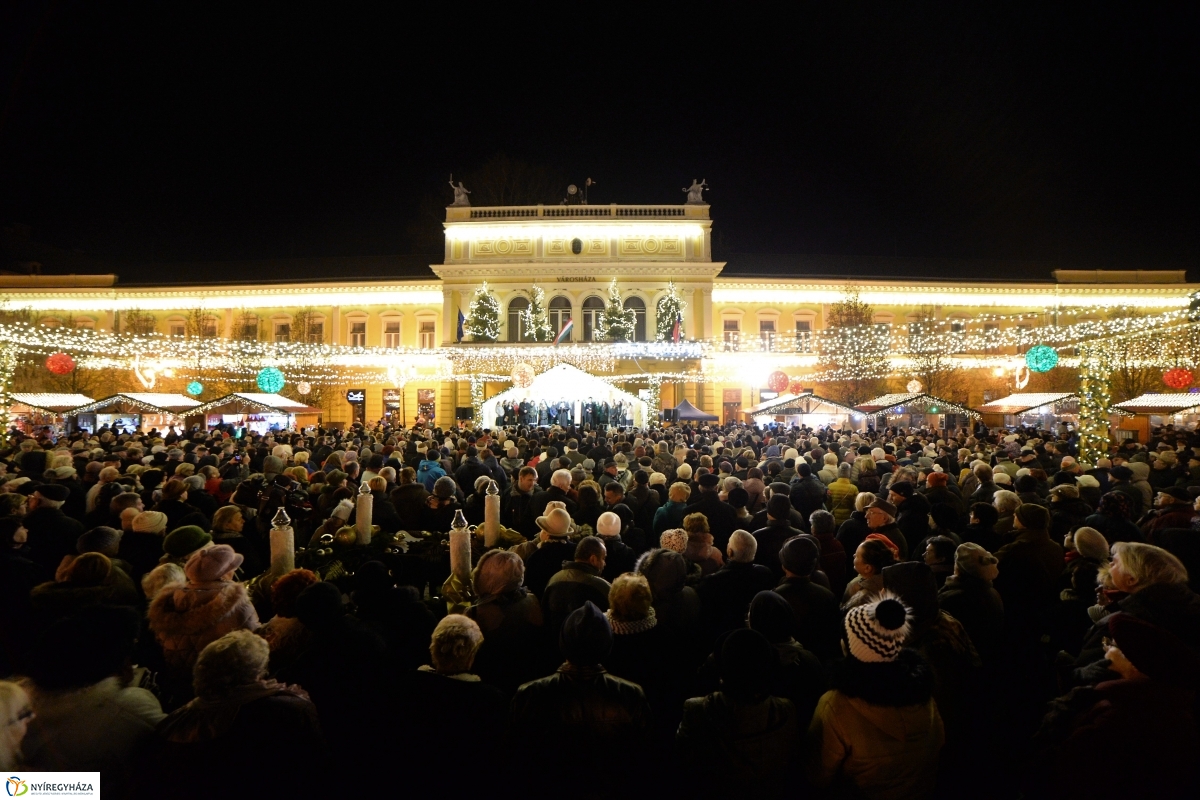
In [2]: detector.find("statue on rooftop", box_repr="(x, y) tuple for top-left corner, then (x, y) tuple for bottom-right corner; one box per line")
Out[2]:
(449, 175), (471, 207)
(683, 178), (708, 204)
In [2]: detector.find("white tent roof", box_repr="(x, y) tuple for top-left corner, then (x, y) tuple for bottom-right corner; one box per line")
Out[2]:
(486, 363), (647, 412)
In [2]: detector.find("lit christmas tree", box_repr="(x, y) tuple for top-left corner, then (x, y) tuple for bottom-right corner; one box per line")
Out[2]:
(522, 287), (554, 342)
(596, 279), (635, 341)
(463, 282), (501, 342)
(655, 280), (687, 341)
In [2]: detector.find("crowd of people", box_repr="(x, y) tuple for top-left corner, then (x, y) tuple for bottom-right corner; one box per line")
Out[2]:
(1, 415), (1199, 798)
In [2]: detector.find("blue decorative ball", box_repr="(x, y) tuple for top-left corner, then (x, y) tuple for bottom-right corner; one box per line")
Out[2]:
(186, 381), (203, 396)
(257, 367), (285, 393)
(1025, 345), (1059, 373)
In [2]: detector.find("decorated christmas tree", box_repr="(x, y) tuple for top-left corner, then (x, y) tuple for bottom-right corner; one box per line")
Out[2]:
(596, 279), (635, 341)
(463, 282), (501, 342)
(522, 287), (554, 342)
(655, 280), (687, 341)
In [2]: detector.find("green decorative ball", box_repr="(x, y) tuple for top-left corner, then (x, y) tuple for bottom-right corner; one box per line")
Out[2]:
(257, 367), (285, 393)
(1025, 345), (1059, 373)
(186, 381), (203, 396)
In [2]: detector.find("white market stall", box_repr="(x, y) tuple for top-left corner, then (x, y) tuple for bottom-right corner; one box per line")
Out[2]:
(8, 393), (94, 434)
(976, 392), (1079, 430)
(190, 392), (323, 434)
(70, 393), (202, 433)
(741, 390), (859, 430)
(856, 392), (980, 432)
(485, 363), (649, 428)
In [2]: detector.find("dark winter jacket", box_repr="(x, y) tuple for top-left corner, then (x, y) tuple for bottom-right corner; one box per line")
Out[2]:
(1030, 677), (1200, 800)
(697, 560), (776, 638)
(994, 527), (1064, 619)
(678, 691), (800, 799)
(938, 573), (1005, 667)
(774, 575), (840, 662)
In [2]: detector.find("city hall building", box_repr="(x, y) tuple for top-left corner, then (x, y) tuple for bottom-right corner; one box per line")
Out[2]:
(1, 199), (1194, 431)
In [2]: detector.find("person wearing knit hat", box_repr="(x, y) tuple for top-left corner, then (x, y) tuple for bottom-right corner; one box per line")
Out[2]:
(807, 592), (942, 798)
(659, 528), (688, 553)
(1014, 502), (1050, 531)
(161, 525), (213, 566)
(149, 544), (259, 675)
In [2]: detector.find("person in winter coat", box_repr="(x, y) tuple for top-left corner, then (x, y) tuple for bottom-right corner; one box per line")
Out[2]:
(465, 550), (547, 693)
(542, 536), (612, 635)
(510, 602), (652, 796)
(258, 568), (319, 674)
(350, 561), (437, 671)
(752, 494), (808, 583)
(149, 544), (261, 677)
(776, 536), (841, 662)
(397, 615), (508, 795)
(604, 573), (689, 743)
(882, 561), (981, 767)
(416, 454), (447, 491)
(888, 481), (930, 554)
(657, 482), (696, 544)
(697, 530), (775, 639)
(1083, 491), (1142, 545)
(922, 471), (965, 520)
(689, 473), (743, 552)
(1139, 486), (1195, 543)
(827, 464), (859, 526)
(21, 484), (84, 576)
(678, 628), (801, 799)
(153, 630), (323, 800)
(809, 510), (847, 597)
(937, 543), (1005, 669)
(21, 606), (165, 798)
(806, 594), (944, 799)
(834, 492), (875, 565)
(29, 552), (139, 629)
(595, 511), (637, 580)
(747, 590), (827, 726)
(1030, 613), (1200, 800)
(994, 504), (1065, 623)
(1068, 542), (1200, 687)
(682, 512), (724, 576)
(636, 548), (702, 641)
(1047, 484), (1093, 541)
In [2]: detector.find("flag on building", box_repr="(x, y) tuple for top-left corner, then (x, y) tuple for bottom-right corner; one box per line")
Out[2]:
(456, 309), (465, 343)
(672, 312), (682, 343)
(554, 318), (574, 344)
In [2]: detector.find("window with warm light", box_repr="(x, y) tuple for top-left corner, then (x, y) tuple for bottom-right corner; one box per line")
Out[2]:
(384, 320), (401, 348)
(350, 321), (367, 347)
(419, 320), (436, 349)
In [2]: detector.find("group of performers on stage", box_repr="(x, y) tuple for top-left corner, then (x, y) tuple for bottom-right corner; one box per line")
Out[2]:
(493, 397), (635, 427)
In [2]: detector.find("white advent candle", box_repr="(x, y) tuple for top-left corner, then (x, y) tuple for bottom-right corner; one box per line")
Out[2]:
(356, 483), (373, 546)
(484, 479), (501, 547)
(269, 508), (294, 577)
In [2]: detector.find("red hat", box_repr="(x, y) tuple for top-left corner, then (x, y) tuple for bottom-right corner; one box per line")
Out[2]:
(1109, 613), (1200, 686)
(864, 533), (901, 560)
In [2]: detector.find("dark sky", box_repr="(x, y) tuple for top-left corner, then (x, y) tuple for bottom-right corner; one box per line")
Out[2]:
(1, 4), (1197, 284)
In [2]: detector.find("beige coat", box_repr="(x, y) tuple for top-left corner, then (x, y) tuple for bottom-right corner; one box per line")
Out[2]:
(807, 689), (944, 800)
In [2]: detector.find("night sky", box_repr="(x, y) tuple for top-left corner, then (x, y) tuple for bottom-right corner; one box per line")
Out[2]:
(1, 4), (1197, 284)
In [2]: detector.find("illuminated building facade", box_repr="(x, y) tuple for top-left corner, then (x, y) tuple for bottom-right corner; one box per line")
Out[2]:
(1, 201), (1194, 428)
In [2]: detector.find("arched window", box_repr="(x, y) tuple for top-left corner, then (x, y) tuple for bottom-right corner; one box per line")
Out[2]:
(623, 296), (647, 341)
(507, 296), (530, 342)
(549, 296), (572, 339)
(582, 295), (605, 341)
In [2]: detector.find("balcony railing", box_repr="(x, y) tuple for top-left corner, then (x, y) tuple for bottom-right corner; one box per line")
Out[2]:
(453, 204), (705, 221)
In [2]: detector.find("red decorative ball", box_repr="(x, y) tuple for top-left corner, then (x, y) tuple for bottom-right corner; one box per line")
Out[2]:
(788, 379), (805, 395)
(1163, 367), (1193, 390)
(767, 370), (789, 393)
(45, 353), (76, 375)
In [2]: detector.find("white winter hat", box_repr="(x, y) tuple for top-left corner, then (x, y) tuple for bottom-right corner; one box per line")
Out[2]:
(844, 592), (912, 663)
